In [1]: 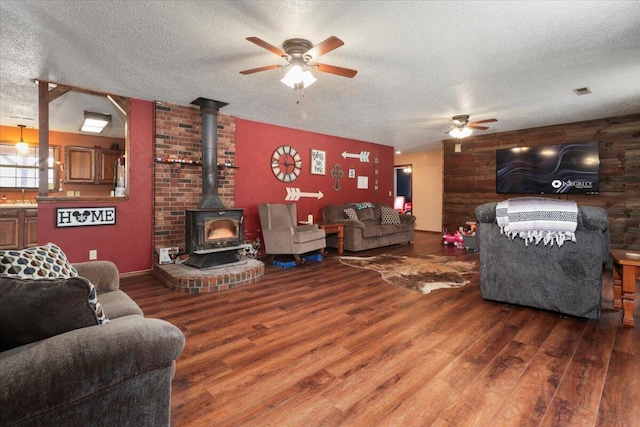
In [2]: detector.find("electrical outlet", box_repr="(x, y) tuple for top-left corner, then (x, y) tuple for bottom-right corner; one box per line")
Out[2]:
(89, 250), (97, 260)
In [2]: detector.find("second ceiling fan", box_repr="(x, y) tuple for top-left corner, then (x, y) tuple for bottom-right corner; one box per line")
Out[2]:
(447, 115), (497, 138)
(240, 36), (357, 90)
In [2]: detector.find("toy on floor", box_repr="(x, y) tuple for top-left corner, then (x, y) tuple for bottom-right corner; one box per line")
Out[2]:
(272, 252), (323, 268)
(442, 229), (465, 248)
(442, 225), (477, 250)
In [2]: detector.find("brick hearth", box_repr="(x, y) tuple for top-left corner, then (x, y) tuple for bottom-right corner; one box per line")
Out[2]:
(152, 259), (264, 294)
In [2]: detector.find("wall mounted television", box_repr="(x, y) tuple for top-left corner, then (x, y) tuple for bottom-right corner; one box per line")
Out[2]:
(496, 141), (600, 194)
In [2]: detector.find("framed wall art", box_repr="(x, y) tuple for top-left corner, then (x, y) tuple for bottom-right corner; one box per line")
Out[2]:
(357, 176), (369, 189)
(310, 149), (326, 175)
(56, 207), (116, 227)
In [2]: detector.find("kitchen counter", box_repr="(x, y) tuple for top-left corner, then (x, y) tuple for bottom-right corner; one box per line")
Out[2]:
(0, 204), (38, 208)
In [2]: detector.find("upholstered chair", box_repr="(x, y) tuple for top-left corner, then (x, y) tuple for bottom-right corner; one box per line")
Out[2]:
(258, 203), (326, 262)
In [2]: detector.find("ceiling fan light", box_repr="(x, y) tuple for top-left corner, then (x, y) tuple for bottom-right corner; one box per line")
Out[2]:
(449, 126), (473, 138)
(281, 65), (303, 88)
(281, 65), (317, 89)
(300, 70), (317, 88)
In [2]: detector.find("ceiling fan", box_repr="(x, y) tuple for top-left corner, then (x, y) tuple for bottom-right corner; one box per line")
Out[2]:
(447, 115), (497, 138)
(240, 36), (357, 90)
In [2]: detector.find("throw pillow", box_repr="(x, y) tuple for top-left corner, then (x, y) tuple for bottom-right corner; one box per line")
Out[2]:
(343, 207), (358, 221)
(380, 206), (401, 225)
(351, 202), (375, 210)
(356, 207), (375, 222)
(0, 243), (109, 348)
(0, 276), (108, 351)
(0, 242), (79, 278)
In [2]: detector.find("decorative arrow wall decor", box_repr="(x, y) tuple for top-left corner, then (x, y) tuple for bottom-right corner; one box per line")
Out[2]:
(285, 187), (324, 201)
(341, 150), (370, 162)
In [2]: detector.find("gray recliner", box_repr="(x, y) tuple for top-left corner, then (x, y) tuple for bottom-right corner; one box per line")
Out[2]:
(258, 203), (326, 262)
(475, 200), (610, 319)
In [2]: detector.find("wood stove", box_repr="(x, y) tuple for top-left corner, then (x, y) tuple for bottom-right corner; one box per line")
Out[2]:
(183, 97), (247, 269)
(185, 208), (244, 252)
(185, 208), (244, 269)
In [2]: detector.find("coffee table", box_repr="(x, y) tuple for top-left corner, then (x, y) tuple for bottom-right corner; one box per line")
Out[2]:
(610, 249), (640, 328)
(318, 223), (344, 255)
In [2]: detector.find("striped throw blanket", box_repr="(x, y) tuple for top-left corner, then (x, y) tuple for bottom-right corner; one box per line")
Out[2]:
(496, 198), (578, 247)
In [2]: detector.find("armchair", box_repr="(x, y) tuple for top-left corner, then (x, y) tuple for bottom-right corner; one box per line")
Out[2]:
(475, 200), (609, 319)
(258, 203), (326, 262)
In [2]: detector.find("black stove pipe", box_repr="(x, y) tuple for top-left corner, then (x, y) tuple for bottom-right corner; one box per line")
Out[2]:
(190, 97), (228, 209)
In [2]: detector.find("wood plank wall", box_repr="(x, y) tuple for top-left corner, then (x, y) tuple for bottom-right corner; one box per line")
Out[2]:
(442, 113), (640, 250)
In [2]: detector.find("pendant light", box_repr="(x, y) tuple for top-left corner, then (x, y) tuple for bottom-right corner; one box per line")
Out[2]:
(16, 125), (28, 154)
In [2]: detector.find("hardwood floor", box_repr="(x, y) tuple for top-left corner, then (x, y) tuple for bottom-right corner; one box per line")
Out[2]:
(120, 232), (640, 427)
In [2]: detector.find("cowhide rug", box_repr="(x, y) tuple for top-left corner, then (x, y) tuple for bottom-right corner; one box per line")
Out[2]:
(338, 254), (476, 294)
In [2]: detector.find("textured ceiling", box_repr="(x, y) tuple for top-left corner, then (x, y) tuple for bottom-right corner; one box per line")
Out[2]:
(1, 1), (640, 152)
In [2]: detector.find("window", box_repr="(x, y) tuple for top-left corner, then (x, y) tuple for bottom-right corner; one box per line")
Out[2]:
(0, 143), (57, 189)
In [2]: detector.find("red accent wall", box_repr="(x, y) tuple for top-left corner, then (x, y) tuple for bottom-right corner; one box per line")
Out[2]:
(235, 118), (395, 242)
(37, 99), (154, 273)
(36, 102), (394, 271)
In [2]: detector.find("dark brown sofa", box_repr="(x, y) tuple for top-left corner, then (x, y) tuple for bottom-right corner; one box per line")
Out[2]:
(322, 203), (416, 252)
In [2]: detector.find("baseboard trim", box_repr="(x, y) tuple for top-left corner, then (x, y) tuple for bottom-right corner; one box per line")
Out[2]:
(119, 269), (152, 279)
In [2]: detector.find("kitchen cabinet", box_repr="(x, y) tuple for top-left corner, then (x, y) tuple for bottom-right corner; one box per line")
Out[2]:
(0, 209), (19, 249)
(65, 146), (123, 184)
(98, 150), (123, 184)
(24, 209), (38, 247)
(0, 207), (37, 249)
(65, 146), (95, 183)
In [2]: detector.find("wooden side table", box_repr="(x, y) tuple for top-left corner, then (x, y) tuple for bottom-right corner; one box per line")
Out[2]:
(610, 249), (640, 328)
(318, 223), (344, 255)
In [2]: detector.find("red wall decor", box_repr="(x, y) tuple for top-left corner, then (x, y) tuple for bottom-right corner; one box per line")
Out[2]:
(37, 99), (154, 273)
(234, 118), (395, 243)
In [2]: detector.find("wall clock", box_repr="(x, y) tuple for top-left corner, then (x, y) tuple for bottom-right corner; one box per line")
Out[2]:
(271, 145), (302, 182)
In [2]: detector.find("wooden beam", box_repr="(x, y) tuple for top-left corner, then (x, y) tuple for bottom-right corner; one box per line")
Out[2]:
(38, 80), (49, 197)
(107, 95), (128, 116)
(48, 84), (72, 102)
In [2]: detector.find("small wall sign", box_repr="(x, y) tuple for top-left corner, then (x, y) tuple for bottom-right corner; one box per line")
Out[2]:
(310, 149), (326, 175)
(357, 176), (369, 189)
(56, 207), (116, 227)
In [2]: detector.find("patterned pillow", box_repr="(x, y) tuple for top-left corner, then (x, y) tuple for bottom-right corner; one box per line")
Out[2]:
(0, 243), (109, 327)
(380, 206), (401, 225)
(343, 208), (359, 221)
(351, 202), (375, 210)
(0, 243), (79, 278)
